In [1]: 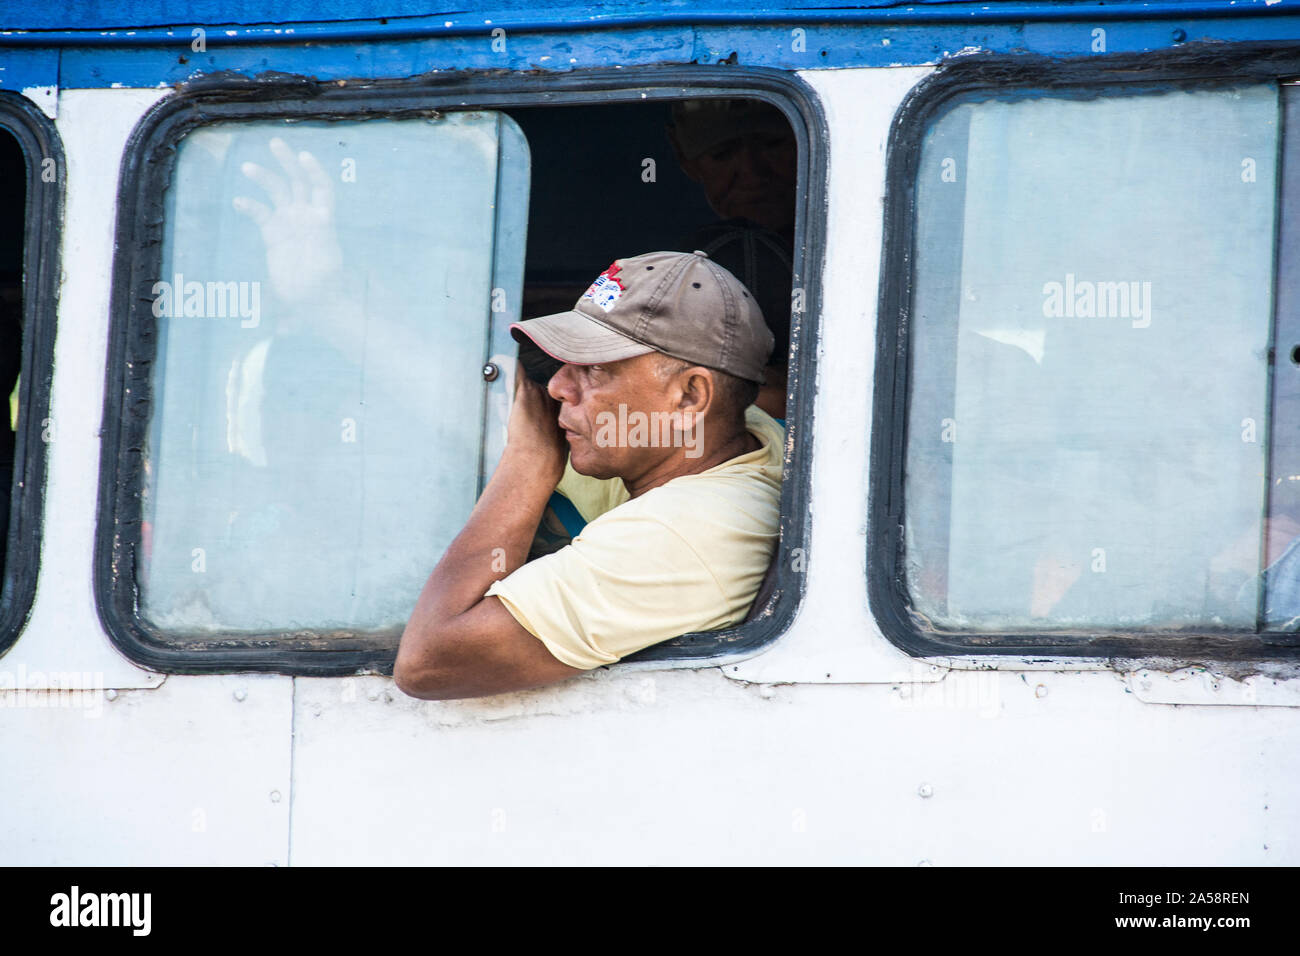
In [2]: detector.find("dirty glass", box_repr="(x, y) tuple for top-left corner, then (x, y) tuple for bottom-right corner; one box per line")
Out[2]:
(140, 113), (529, 634)
(903, 84), (1284, 631)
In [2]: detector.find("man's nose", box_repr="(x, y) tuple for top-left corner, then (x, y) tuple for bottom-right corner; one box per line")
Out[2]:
(547, 364), (576, 402)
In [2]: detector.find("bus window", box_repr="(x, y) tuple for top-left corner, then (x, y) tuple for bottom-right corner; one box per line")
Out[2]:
(873, 63), (1297, 656)
(104, 110), (529, 656)
(0, 96), (60, 660)
(0, 128), (23, 581)
(99, 79), (812, 673)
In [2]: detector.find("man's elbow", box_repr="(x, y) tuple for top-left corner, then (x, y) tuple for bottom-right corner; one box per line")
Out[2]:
(393, 655), (468, 700)
(393, 626), (462, 700)
(392, 657), (438, 700)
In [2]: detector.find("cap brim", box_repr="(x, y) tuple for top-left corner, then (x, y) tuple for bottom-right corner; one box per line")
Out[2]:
(510, 311), (656, 365)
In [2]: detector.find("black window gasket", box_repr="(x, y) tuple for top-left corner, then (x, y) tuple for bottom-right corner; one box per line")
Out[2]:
(97, 65), (822, 676)
(869, 43), (1300, 664)
(0, 92), (62, 662)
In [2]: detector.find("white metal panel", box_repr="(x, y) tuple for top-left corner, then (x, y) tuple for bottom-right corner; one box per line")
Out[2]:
(0, 675), (292, 865)
(729, 67), (945, 685)
(289, 669), (1299, 865)
(1129, 668), (1300, 707)
(22, 85), (57, 118)
(1, 89), (169, 689)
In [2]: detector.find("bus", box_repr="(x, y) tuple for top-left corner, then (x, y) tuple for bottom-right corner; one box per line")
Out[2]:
(0, 0), (1297, 865)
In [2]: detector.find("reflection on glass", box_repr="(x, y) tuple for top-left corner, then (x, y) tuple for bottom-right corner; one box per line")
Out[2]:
(141, 113), (529, 633)
(904, 85), (1279, 630)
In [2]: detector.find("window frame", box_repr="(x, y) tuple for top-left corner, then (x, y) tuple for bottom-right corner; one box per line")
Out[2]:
(869, 43), (1300, 663)
(0, 92), (63, 661)
(97, 66), (822, 676)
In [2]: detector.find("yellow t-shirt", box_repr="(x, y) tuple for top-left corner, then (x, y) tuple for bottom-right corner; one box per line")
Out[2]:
(485, 405), (785, 670)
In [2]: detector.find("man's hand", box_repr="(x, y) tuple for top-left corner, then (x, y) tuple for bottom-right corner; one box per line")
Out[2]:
(505, 362), (568, 490)
(233, 137), (343, 304)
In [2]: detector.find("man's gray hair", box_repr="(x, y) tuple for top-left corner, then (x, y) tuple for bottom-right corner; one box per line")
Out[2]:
(654, 354), (759, 428)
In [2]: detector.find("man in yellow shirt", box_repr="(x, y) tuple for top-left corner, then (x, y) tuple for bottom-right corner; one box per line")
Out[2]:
(395, 250), (784, 699)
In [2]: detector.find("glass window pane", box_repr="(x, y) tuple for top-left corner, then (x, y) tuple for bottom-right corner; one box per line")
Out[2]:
(904, 85), (1279, 631)
(140, 113), (529, 634)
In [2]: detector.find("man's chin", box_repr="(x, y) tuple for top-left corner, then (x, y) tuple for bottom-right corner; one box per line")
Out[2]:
(568, 448), (619, 481)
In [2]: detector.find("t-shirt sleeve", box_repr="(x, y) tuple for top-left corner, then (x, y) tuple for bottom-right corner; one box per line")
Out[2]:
(484, 509), (735, 670)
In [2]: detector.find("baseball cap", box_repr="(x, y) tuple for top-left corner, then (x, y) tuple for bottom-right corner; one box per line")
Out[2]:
(674, 218), (793, 366)
(509, 250), (775, 384)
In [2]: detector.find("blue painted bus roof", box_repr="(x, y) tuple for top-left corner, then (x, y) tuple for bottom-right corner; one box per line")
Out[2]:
(2, 0), (1291, 32)
(1, 1), (1296, 88)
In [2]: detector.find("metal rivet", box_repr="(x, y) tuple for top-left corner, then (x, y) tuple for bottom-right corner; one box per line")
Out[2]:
(482, 362), (500, 382)
(1035, 684), (1048, 698)
(918, 783), (934, 798)
(233, 688), (247, 702)
(1172, 28), (1186, 42)
(270, 790), (282, 803)
(105, 689), (118, 702)
(759, 684), (776, 699)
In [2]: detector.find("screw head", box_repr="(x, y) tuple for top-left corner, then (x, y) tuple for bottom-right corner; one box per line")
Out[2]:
(233, 688), (247, 702)
(918, 783), (934, 798)
(482, 362), (500, 382)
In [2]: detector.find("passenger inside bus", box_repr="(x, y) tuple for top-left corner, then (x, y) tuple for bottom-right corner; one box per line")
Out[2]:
(395, 250), (784, 698)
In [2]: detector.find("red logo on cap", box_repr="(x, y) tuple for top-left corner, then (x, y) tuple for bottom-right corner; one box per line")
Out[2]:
(583, 260), (628, 313)
(600, 260), (626, 290)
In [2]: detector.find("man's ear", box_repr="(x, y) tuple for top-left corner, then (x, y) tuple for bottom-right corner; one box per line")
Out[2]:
(675, 367), (715, 419)
(665, 124), (703, 183)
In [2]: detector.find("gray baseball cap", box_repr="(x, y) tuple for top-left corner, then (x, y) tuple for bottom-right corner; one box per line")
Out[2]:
(509, 250), (775, 384)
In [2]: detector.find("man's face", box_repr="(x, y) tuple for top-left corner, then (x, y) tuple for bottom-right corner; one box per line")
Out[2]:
(681, 130), (798, 234)
(547, 353), (689, 481)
